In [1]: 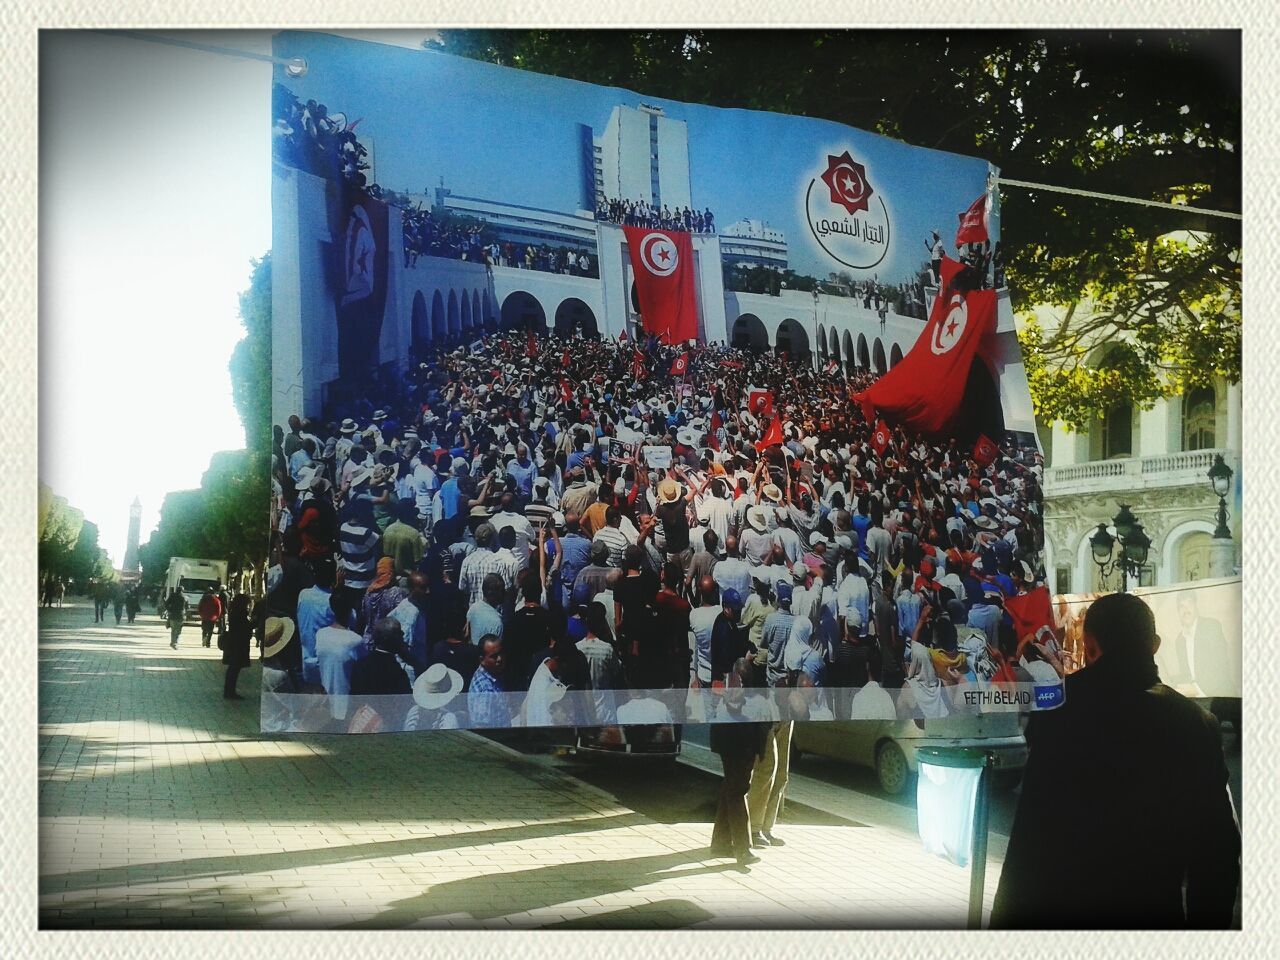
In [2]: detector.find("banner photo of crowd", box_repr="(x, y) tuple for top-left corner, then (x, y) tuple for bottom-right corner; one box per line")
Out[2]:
(266, 31), (1059, 735)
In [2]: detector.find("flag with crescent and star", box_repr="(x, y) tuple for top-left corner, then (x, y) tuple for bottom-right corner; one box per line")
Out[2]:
(956, 192), (990, 247)
(972, 433), (999, 466)
(870, 419), (892, 456)
(623, 226), (699, 344)
(853, 256), (996, 438)
(670, 352), (690, 377)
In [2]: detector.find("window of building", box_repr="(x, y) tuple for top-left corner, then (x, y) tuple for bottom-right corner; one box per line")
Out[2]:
(1182, 386), (1216, 450)
(1101, 403), (1133, 460)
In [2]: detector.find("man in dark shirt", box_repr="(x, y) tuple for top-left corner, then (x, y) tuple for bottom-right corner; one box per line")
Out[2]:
(504, 574), (553, 691)
(710, 589), (754, 686)
(350, 618), (413, 697)
(651, 561), (692, 689)
(430, 634), (481, 690)
(992, 592), (1240, 929)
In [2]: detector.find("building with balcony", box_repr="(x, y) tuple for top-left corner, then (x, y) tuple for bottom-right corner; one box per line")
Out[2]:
(590, 103), (692, 211)
(1041, 370), (1241, 594)
(719, 219), (789, 271)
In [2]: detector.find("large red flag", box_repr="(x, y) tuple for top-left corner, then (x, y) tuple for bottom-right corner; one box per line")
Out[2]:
(956, 193), (990, 247)
(853, 256), (996, 437)
(623, 226), (699, 344)
(755, 417), (784, 452)
(1005, 586), (1054, 644)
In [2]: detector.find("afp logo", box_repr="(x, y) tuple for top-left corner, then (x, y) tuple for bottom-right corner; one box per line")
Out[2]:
(804, 149), (891, 270)
(1033, 683), (1065, 710)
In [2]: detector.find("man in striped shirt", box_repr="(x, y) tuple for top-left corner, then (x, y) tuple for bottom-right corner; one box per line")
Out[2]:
(592, 505), (630, 569)
(458, 523), (519, 608)
(339, 498), (382, 608)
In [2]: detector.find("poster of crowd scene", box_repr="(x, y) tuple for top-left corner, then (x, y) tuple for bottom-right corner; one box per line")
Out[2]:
(266, 32), (1057, 734)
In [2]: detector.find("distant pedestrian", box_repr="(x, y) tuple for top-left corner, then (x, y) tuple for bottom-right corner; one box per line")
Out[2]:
(991, 592), (1240, 929)
(125, 587), (140, 624)
(164, 588), (187, 649)
(198, 587), (222, 648)
(112, 585), (125, 625)
(221, 594), (253, 700)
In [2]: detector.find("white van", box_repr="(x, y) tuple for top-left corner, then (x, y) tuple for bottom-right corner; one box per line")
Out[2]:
(163, 557), (229, 622)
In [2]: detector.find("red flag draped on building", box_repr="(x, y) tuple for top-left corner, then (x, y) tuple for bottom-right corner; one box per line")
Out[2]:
(973, 433), (999, 466)
(746, 386), (774, 417)
(755, 417), (784, 452)
(1005, 586), (1054, 644)
(622, 226), (699, 344)
(853, 256), (996, 437)
(870, 419), (892, 456)
(670, 352), (689, 377)
(955, 193), (990, 247)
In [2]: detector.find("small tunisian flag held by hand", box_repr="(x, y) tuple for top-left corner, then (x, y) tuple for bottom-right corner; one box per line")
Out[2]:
(870, 420), (892, 456)
(1005, 586), (1054, 645)
(755, 417), (784, 453)
(559, 378), (574, 405)
(708, 408), (723, 451)
(956, 193), (990, 247)
(623, 226), (699, 344)
(853, 256), (996, 438)
(746, 386), (774, 417)
(670, 352), (690, 377)
(973, 433), (999, 466)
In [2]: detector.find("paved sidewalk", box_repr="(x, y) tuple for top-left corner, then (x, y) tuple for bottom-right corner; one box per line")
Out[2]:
(39, 602), (995, 929)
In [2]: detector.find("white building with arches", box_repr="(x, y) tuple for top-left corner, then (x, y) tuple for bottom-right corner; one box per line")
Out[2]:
(1039, 337), (1241, 594)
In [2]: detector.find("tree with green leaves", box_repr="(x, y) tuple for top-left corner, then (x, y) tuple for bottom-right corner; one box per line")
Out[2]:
(426, 29), (1240, 428)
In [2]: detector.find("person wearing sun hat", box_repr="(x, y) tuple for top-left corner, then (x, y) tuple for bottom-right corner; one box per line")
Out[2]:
(406, 662), (465, 730)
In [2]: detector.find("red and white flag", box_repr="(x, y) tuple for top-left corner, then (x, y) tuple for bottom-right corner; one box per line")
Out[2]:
(973, 433), (999, 466)
(631, 348), (646, 380)
(746, 386), (774, 417)
(720, 359), (744, 371)
(670, 352), (690, 377)
(853, 256), (997, 438)
(1005, 586), (1054, 645)
(618, 328), (628, 342)
(870, 419), (892, 456)
(755, 417), (784, 452)
(956, 192), (990, 247)
(623, 226), (699, 344)
(708, 408), (723, 451)
(559, 378), (574, 405)
(824, 358), (839, 375)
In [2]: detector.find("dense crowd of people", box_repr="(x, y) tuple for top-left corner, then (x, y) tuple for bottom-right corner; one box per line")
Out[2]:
(595, 197), (715, 233)
(399, 206), (600, 279)
(265, 330), (1049, 733)
(272, 85), (370, 190)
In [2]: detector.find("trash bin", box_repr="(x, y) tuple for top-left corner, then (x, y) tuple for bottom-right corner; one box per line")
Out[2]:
(916, 746), (992, 929)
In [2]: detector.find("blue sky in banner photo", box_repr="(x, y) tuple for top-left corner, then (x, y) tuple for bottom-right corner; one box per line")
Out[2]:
(273, 30), (998, 287)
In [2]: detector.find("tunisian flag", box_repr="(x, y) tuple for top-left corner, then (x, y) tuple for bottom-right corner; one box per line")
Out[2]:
(755, 417), (784, 453)
(972, 433), (1000, 466)
(870, 420), (892, 456)
(670, 352), (690, 377)
(853, 256), (996, 438)
(623, 226), (699, 344)
(1005, 586), (1054, 645)
(955, 193), (990, 247)
(746, 387), (774, 417)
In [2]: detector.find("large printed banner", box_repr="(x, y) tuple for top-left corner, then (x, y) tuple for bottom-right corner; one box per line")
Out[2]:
(267, 31), (1052, 734)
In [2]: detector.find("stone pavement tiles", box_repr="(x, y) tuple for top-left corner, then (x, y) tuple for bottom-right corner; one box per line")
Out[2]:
(39, 602), (990, 929)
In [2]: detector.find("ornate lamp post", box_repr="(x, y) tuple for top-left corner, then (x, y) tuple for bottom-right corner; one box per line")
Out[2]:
(1207, 453), (1236, 577)
(1089, 503), (1152, 593)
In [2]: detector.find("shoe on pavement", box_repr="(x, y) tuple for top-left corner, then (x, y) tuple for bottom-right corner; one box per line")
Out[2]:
(170, 643), (177, 650)
(763, 832), (785, 847)
(751, 831), (770, 848)
(736, 851), (762, 867)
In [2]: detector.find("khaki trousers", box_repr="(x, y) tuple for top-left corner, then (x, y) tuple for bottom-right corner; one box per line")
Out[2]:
(748, 721), (793, 833)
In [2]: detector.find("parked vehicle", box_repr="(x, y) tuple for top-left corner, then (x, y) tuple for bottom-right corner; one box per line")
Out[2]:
(790, 710), (1027, 796)
(162, 557), (229, 623)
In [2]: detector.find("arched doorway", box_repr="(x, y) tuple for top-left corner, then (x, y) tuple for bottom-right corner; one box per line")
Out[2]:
(447, 290), (461, 339)
(890, 343), (904, 368)
(500, 291), (547, 333)
(472, 291), (483, 336)
(872, 338), (887, 374)
(731, 314), (769, 352)
(554, 298), (600, 338)
(482, 290), (496, 333)
(829, 327), (840, 361)
(431, 291), (447, 341)
(857, 333), (870, 370)
(411, 290), (430, 344)
(460, 294), (472, 336)
(842, 331), (855, 369)
(816, 324), (828, 360)
(775, 319), (810, 363)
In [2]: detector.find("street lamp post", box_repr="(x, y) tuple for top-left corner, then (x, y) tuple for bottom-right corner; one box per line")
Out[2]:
(1089, 503), (1151, 593)
(812, 287), (821, 372)
(1207, 453), (1236, 577)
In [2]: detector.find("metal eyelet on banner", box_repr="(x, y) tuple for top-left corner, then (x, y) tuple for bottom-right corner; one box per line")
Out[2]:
(284, 57), (308, 78)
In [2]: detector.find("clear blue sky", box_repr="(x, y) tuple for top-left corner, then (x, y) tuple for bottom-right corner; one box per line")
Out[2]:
(275, 30), (997, 284)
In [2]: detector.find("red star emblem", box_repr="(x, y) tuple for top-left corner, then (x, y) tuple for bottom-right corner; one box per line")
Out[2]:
(820, 151), (874, 215)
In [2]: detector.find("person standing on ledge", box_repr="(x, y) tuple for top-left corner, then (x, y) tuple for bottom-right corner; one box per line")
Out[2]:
(992, 592), (1240, 929)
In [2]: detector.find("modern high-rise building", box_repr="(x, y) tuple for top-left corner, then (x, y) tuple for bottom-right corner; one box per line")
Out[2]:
(122, 496), (141, 574)
(590, 103), (692, 211)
